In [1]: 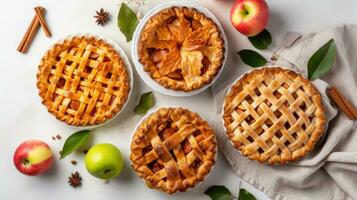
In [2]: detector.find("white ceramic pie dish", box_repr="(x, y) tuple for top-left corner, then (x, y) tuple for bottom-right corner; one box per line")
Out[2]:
(131, 106), (217, 192)
(37, 33), (134, 130)
(131, 1), (228, 97)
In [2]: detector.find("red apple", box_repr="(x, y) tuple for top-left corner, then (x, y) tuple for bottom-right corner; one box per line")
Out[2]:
(230, 0), (269, 36)
(13, 140), (53, 176)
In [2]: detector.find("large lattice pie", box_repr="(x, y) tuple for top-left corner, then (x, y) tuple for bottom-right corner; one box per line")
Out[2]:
(223, 67), (325, 164)
(130, 107), (216, 193)
(138, 7), (224, 92)
(37, 36), (129, 126)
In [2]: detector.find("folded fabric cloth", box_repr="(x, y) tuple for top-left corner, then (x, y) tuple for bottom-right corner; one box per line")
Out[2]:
(211, 24), (357, 200)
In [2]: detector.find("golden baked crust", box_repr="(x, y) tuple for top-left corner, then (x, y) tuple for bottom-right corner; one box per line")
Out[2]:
(130, 107), (217, 193)
(223, 67), (325, 164)
(138, 7), (224, 92)
(37, 36), (129, 126)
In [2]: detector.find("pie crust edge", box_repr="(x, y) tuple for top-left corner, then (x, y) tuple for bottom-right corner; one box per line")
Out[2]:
(130, 107), (217, 193)
(223, 67), (325, 164)
(36, 36), (130, 126)
(138, 7), (225, 92)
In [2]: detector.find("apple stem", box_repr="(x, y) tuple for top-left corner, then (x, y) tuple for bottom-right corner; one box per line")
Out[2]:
(22, 159), (30, 166)
(241, 4), (250, 16)
(243, 8), (249, 15)
(104, 169), (111, 174)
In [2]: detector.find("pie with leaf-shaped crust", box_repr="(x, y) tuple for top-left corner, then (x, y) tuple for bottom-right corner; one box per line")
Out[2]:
(37, 36), (129, 126)
(130, 107), (217, 193)
(223, 67), (325, 164)
(138, 7), (224, 92)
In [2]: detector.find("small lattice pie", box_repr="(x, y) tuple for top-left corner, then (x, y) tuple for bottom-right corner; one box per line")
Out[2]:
(130, 107), (216, 193)
(223, 67), (325, 164)
(37, 36), (129, 126)
(138, 7), (224, 92)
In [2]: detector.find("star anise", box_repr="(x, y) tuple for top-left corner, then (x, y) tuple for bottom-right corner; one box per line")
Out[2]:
(68, 171), (82, 188)
(94, 8), (110, 26)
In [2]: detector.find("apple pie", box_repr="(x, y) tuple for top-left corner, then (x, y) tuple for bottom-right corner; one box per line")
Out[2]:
(130, 107), (217, 193)
(138, 7), (225, 92)
(223, 67), (325, 164)
(37, 36), (129, 126)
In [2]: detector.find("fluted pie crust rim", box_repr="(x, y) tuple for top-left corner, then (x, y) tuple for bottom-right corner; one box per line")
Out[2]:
(130, 107), (217, 193)
(37, 36), (129, 126)
(223, 67), (325, 164)
(138, 7), (225, 92)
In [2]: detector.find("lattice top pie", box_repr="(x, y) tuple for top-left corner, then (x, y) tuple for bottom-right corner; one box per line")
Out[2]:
(223, 67), (325, 164)
(130, 107), (216, 193)
(37, 36), (129, 126)
(138, 7), (224, 92)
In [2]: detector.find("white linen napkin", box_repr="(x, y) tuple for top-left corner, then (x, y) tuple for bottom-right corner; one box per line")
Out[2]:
(211, 24), (357, 200)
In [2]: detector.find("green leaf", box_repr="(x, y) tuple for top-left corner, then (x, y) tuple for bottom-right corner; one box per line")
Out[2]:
(118, 3), (139, 42)
(238, 188), (257, 200)
(134, 92), (154, 114)
(238, 49), (267, 67)
(248, 29), (272, 50)
(307, 39), (336, 80)
(60, 130), (90, 159)
(204, 185), (232, 200)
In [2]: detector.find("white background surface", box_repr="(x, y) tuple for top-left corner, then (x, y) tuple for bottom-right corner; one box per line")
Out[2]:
(1, 0), (357, 200)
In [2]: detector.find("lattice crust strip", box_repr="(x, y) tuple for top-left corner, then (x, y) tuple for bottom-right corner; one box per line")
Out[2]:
(223, 67), (325, 164)
(37, 36), (129, 126)
(130, 108), (217, 193)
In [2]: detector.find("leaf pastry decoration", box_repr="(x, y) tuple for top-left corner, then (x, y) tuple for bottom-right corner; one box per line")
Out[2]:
(117, 3), (139, 42)
(140, 7), (224, 90)
(167, 19), (181, 40)
(60, 130), (90, 159)
(177, 15), (192, 42)
(156, 24), (175, 41)
(307, 39), (336, 80)
(157, 47), (182, 75)
(147, 39), (176, 50)
(182, 26), (212, 51)
(181, 50), (204, 88)
(201, 46), (220, 58)
(186, 26), (212, 42)
(134, 92), (155, 114)
(182, 39), (206, 51)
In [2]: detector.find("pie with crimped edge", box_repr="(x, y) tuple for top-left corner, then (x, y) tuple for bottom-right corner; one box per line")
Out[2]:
(223, 67), (325, 164)
(138, 7), (224, 92)
(130, 107), (217, 193)
(37, 36), (129, 126)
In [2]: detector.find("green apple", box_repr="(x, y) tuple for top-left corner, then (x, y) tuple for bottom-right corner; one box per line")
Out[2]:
(84, 143), (124, 180)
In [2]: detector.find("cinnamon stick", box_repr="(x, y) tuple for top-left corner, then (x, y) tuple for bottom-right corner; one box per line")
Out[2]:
(16, 7), (49, 53)
(16, 14), (40, 53)
(34, 6), (51, 37)
(327, 86), (357, 120)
